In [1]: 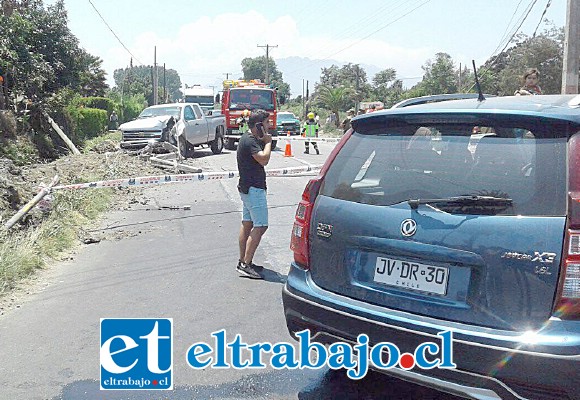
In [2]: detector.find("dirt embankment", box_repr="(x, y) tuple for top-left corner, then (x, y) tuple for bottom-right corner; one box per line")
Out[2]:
(0, 140), (176, 228)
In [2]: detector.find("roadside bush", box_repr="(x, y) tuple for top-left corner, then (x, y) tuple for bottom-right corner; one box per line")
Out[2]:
(77, 97), (116, 115)
(121, 94), (147, 123)
(66, 106), (107, 141)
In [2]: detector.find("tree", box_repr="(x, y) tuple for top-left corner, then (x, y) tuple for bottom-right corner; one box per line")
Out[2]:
(315, 85), (355, 127)
(0, 0), (107, 105)
(317, 63), (371, 104)
(240, 56), (291, 103)
(112, 65), (182, 105)
(417, 52), (458, 95)
(371, 68), (405, 107)
(480, 26), (565, 95)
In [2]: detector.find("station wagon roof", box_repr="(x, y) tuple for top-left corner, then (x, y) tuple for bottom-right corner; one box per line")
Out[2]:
(356, 95), (580, 124)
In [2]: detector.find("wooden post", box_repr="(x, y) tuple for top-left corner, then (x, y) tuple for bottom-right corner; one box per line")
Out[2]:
(4, 175), (60, 230)
(43, 111), (81, 155)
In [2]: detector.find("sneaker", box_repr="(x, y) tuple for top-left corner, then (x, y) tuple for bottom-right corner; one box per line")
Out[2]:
(237, 260), (263, 271)
(236, 262), (263, 279)
(304, 150), (309, 154)
(249, 262), (264, 271)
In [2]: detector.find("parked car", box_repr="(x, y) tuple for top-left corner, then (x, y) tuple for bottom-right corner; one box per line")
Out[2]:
(119, 103), (225, 157)
(276, 111), (301, 135)
(283, 94), (580, 400)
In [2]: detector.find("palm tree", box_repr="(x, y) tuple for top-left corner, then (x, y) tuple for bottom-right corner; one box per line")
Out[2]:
(315, 85), (354, 127)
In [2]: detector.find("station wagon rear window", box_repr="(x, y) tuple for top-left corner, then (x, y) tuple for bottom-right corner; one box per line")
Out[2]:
(320, 115), (571, 216)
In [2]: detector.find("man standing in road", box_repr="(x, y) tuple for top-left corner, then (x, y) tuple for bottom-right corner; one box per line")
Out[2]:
(236, 109), (272, 279)
(302, 112), (320, 155)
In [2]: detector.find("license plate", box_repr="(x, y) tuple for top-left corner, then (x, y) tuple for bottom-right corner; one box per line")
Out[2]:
(231, 129), (240, 134)
(374, 257), (449, 295)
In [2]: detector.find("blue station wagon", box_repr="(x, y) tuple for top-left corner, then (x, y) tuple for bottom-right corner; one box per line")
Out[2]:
(283, 95), (580, 400)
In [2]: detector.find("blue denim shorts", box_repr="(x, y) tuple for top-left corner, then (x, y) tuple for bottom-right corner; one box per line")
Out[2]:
(240, 187), (268, 227)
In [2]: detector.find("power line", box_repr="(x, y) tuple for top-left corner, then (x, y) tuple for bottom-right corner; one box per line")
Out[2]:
(532, 0), (552, 37)
(322, 0), (430, 60)
(466, 0), (540, 92)
(284, 0), (430, 78)
(87, 0), (144, 65)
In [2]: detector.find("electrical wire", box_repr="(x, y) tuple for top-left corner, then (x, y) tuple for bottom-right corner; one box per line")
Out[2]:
(87, 0), (144, 65)
(466, 0), (540, 92)
(532, 0), (552, 37)
(284, 0), (430, 78)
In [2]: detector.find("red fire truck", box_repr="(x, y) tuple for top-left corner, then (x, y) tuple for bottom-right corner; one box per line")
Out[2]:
(220, 79), (278, 150)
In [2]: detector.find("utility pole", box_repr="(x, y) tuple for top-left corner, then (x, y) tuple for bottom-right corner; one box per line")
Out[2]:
(355, 65), (360, 112)
(257, 44), (278, 85)
(458, 62), (462, 92)
(302, 79), (305, 118)
(153, 46), (158, 105)
(163, 63), (167, 103)
(562, 0), (580, 94)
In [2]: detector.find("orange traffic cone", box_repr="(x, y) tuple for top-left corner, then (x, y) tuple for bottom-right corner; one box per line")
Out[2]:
(284, 131), (293, 157)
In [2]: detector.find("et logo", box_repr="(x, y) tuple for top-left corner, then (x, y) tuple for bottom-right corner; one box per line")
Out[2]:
(100, 318), (173, 390)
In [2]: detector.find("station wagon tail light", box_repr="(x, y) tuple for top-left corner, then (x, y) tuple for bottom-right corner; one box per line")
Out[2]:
(554, 134), (580, 319)
(290, 129), (353, 269)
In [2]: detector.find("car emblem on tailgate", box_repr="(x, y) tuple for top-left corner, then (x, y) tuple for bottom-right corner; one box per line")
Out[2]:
(316, 223), (333, 238)
(401, 219), (417, 237)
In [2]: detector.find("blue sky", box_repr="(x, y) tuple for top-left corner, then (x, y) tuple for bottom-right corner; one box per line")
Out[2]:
(51, 0), (566, 96)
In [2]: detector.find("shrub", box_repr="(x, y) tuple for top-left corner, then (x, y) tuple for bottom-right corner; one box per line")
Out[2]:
(121, 94), (147, 123)
(77, 97), (116, 115)
(66, 106), (107, 140)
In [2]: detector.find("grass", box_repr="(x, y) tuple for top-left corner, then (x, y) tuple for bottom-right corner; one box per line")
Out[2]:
(82, 130), (122, 153)
(0, 176), (113, 294)
(0, 127), (119, 296)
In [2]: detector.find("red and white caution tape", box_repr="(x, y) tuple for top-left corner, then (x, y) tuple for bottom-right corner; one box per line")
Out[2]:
(51, 165), (322, 191)
(224, 135), (342, 143)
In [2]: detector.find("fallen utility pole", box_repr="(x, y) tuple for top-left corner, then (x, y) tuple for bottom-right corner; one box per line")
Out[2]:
(4, 175), (60, 230)
(43, 111), (81, 155)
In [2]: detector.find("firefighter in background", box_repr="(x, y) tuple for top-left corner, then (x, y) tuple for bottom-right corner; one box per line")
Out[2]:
(302, 112), (320, 154)
(236, 109), (250, 133)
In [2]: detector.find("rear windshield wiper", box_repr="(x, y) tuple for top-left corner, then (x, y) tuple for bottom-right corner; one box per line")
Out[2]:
(408, 195), (513, 210)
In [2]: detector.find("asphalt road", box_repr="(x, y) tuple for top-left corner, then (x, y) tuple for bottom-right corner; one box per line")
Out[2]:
(0, 141), (462, 400)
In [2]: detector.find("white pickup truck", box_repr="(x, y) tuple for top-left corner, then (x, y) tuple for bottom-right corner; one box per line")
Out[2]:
(119, 103), (226, 157)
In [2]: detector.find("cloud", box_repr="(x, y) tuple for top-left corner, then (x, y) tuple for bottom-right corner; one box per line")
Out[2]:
(101, 11), (430, 90)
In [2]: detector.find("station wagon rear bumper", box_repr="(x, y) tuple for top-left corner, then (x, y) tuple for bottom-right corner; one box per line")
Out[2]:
(283, 265), (580, 400)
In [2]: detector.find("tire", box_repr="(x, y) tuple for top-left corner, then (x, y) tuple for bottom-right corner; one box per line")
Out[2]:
(178, 135), (193, 158)
(211, 135), (224, 154)
(271, 140), (277, 149)
(225, 137), (236, 150)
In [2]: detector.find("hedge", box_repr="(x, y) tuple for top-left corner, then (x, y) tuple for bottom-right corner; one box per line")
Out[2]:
(77, 97), (116, 116)
(66, 106), (108, 141)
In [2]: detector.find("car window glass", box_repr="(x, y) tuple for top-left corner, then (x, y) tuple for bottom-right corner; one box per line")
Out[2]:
(192, 106), (202, 119)
(229, 90), (274, 110)
(139, 106), (180, 118)
(321, 120), (568, 216)
(184, 106), (195, 121)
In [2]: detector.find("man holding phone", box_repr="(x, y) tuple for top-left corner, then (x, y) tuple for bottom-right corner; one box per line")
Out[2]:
(236, 109), (272, 279)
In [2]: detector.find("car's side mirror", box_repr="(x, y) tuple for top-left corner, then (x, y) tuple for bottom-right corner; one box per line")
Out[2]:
(215, 94), (220, 103)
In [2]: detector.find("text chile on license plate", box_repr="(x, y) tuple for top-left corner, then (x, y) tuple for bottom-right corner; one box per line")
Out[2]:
(374, 257), (449, 295)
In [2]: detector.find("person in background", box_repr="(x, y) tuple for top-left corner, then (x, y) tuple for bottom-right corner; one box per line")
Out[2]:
(302, 112), (320, 155)
(340, 109), (354, 134)
(314, 112), (320, 125)
(514, 68), (542, 96)
(236, 109), (272, 280)
(109, 111), (118, 130)
(236, 109), (251, 133)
